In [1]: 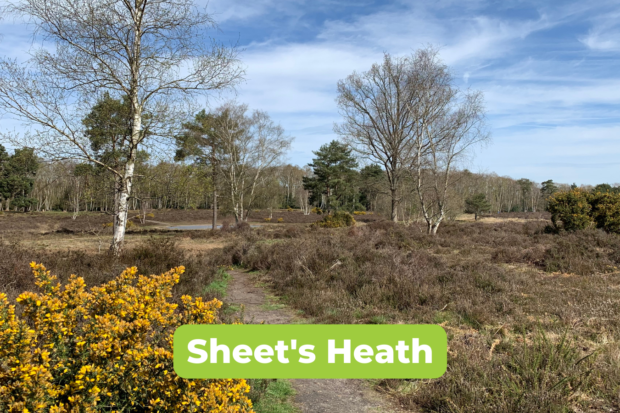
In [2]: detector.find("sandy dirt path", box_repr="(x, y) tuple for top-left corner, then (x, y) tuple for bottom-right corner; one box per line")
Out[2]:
(226, 269), (403, 413)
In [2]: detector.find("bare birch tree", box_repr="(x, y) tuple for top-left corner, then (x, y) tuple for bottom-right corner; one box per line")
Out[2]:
(335, 53), (420, 222)
(0, 0), (243, 254)
(408, 49), (489, 234)
(211, 102), (292, 223)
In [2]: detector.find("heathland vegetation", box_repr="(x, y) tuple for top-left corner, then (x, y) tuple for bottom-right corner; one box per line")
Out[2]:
(1, 212), (619, 411)
(0, 0), (619, 411)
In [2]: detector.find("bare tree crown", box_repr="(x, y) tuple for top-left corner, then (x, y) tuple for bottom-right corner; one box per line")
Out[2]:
(0, 0), (243, 167)
(335, 47), (489, 228)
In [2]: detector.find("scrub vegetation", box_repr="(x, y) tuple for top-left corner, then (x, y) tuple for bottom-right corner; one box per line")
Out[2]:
(1, 209), (619, 411)
(0, 262), (252, 412)
(218, 219), (620, 412)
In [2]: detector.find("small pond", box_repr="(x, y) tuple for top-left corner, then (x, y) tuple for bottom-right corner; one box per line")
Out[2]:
(167, 224), (261, 230)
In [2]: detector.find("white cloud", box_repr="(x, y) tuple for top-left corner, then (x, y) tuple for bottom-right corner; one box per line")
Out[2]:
(579, 10), (620, 51)
(203, 0), (307, 23)
(580, 30), (620, 51)
(316, 5), (554, 66)
(213, 1), (620, 176)
(2, 0), (620, 182)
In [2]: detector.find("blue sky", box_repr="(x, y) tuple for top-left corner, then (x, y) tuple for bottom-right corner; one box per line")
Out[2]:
(1, 0), (620, 185)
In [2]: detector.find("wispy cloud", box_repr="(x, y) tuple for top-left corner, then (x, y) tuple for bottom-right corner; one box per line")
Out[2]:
(579, 10), (620, 51)
(1, 0), (619, 184)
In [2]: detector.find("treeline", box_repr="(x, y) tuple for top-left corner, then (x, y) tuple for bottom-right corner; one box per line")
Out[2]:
(26, 160), (308, 217)
(7, 139), (618, 225)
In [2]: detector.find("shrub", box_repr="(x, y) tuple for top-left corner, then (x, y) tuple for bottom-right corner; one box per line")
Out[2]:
(0, 263), (252, 412)
(114, 220), (136, 229)
(235, 221), (252, 233)
(407, 328), (598, 413)
(313, 211), (356, 228)
(286, 207), (293, 212)
(264, 217), (272, 222)
(146, 213), (155, 219)
(222, 221), (619, 409)
(547, 189), (594, 231)
(548, 189), (620, 234)
(220, 220), (231, 232)
(310, 207), (322, 215)
(589, 192), (620, 234)
(277, 218), (284, 223)
(542, 230), (619, 275)
(0, 238), (225, 305)
(353, 211), (366, 215)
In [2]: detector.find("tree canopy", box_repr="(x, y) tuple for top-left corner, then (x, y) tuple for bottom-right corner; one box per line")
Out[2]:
(303, 141), (358, 212)
(464, 193), (491, 221)
(0, 144), (39, 211)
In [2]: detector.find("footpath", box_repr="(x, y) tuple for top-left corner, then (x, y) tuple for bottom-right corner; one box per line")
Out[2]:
(226, 269), (403, 413)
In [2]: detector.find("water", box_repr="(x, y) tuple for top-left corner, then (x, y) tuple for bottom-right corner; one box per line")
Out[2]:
(167, 224), (261, 230)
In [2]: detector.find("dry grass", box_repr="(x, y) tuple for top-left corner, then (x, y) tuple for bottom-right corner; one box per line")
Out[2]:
(221, 220), (620, 411)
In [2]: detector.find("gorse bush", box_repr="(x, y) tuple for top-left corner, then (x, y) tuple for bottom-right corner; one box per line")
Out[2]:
(0, 263), (252, 412)
(590, 191), (620, 234)
(547, 189), (593, 231)
(312, 211), (355, 228)
(548, 188), (620, 233)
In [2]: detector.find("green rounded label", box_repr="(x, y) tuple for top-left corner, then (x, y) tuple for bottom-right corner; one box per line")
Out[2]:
(173, 324), (447, 379)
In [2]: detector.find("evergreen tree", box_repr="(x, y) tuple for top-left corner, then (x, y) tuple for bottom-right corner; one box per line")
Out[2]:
(82, 93), (150, 170)
(541, 179), (558, 198)
(464, 193), (491, 221)
(0, 145), (39, 211)
(592, 183), (619, 194)
(81, 94), (150, 227)
(174, 109), (230, 228)
(302, 141), (358, 212)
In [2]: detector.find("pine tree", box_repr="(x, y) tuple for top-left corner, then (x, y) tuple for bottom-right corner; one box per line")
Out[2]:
(302, 141), (358, 212)
(174, 109), (229, 229)
(0, 145), (39, 211)
(464, 193), (491, 221)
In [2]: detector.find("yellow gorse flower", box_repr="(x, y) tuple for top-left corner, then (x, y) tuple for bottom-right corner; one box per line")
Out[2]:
(1, 264), (253, 412)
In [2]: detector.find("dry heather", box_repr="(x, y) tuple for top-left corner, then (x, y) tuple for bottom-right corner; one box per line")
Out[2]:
(221, 221), (620, 412)
(0, 238), (227, 305)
